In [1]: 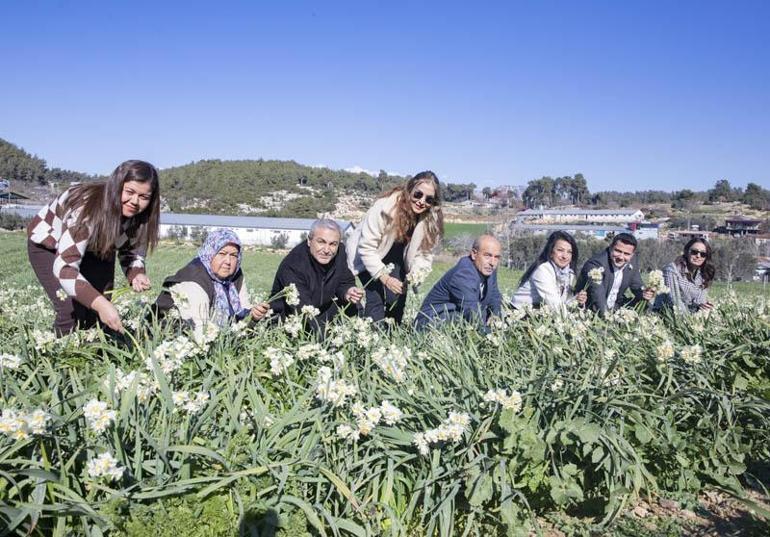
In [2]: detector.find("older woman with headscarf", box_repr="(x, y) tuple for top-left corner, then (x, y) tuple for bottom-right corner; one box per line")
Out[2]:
(153, 228), (269, 333)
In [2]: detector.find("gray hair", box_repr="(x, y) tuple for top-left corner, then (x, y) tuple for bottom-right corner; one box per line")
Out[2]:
(471, 234), (499, 251)
(309, 219), (342, 239)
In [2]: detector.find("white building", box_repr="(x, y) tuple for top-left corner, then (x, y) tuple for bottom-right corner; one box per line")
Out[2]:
(159, 213), (351, 247)
(515, 208), (644, 224)
(511, 221), (659, 241)
(511, 223), (629, 240)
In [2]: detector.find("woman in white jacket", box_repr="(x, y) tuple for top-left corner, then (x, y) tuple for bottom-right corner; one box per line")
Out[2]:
(511, 231), (587, 310)
(347, 171), (444, 323)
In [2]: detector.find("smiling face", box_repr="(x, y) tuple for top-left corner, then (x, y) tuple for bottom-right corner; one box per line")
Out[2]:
(121, 180), (153, 218)
(210, 243), (240, 279)
(610, 241), (635, 269)
(687, 241), (708, 268)
(470, 236), (502, 277)
(550, 239), (573, 269)
(409, 180), (436, 215)
(308, 226), (341, 265)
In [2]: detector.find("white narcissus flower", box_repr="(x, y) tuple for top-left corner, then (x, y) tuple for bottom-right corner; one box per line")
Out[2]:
(25, 409), (49, 435)
(0, 353), (22, 371)
(406, 265), (432, 287)
(656, 340), (675, 362)
(86, 452), (125, 482)
(646, 270), (669, 296)
(680, 344), (703, 365)
(314, 367), (357, 408)
(172, 391), (189, 407)
(378, 263), (396, 279)
(372, 345), (411, 382)
(183, 391), (209, 414)
(413, 432), (430, 456)
(379, 400), (404, 425)
(483, 389), (523, 413)
(301, 305), (320, 317)
(0, 409), (29, 440)
(588, 267), (604, 284)
(266, 347), (294, 376)
(283, 315), (303, 338)
(82, 399), (116, 434)
(336, 424), (360, 443)
(284, 283), (300, 306)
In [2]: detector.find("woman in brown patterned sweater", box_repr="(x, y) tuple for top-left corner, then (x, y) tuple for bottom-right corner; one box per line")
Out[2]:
(27, 160), (161, 335)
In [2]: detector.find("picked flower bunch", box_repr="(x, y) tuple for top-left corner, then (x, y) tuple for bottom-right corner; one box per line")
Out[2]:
(406, 265), (432, 287)
(645, 269), (669, 296)
(588, 266), (605, 284)
(264, 283), (300, 307)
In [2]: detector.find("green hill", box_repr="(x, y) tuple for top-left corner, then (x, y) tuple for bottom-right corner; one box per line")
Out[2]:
(0, 138), (96, 186)
(158, 159), (404, 216)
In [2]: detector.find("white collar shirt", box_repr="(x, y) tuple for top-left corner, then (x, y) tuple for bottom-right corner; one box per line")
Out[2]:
(606, 264), (627, 310)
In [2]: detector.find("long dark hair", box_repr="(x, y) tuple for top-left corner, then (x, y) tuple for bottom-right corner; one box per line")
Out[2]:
(518, 231), (579, 287)
(381, 170), (444, 250)
(675, 238), (715, 288)
(65, 160), (161, 259)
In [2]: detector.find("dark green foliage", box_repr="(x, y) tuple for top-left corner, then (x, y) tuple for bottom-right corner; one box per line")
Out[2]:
(0, 211), (29, 230)
(0, 138), (97, 185)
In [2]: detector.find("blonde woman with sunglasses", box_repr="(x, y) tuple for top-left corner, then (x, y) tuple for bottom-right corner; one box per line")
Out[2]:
(655, 238), (715, 314)
(347, 171), (444, 323)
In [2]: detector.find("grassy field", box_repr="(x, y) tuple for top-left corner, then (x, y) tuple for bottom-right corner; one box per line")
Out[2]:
(442, 222), (491, 240)
(3, 231), (767, 302)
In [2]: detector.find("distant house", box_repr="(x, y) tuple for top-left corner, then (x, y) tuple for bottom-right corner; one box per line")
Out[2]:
(715, 215), (762, 237)
(159, 213), (352, 247)
(666, 229), (712, 242)
(515, 208), (644, 225)
(628, 222), (660, 240)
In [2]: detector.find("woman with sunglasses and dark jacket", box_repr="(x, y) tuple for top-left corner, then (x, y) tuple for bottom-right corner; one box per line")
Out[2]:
(346, 171), (444, 323)
(655, 238), (715, 314)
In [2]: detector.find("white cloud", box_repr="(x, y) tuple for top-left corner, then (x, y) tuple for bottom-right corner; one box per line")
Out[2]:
(344, 165), (378, 176)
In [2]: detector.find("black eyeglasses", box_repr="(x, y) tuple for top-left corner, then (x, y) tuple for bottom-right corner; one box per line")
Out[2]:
(689, 249), (707, 258)
(412, 189), (437, 206)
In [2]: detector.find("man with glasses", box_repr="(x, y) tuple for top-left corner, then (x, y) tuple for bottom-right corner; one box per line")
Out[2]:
(415, 235), (502, 330)
(575, 232), (654, 315)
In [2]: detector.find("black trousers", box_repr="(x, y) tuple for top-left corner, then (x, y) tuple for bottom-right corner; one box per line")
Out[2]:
(28, 240), (115, 336)
(358, 243), (408, 324)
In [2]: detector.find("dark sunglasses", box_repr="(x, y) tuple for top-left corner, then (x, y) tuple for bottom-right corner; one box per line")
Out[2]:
(689, 249), (707, 258)
(412, 189), (437, 206)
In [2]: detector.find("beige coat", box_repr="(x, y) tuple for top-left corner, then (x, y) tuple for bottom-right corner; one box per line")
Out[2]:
(346, 192), (434, 277)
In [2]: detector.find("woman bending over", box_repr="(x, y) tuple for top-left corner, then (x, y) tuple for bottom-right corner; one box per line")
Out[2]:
(27, 160), (160, 335)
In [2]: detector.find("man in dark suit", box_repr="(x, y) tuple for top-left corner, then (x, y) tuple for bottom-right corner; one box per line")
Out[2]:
(575, 232), (654, 315)
(415, 235), (502, 330)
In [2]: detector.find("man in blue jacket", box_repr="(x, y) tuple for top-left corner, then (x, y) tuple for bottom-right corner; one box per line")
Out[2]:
(415, 234), (502, 330)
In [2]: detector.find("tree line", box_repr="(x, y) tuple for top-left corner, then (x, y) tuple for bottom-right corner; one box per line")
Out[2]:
(0, 139), (97, 186)
(3, 136), (768, 216)
(521, 173), (770, 211)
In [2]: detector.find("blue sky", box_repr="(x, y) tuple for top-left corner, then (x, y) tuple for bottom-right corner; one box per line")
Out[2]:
(1, 0), (768, 191)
